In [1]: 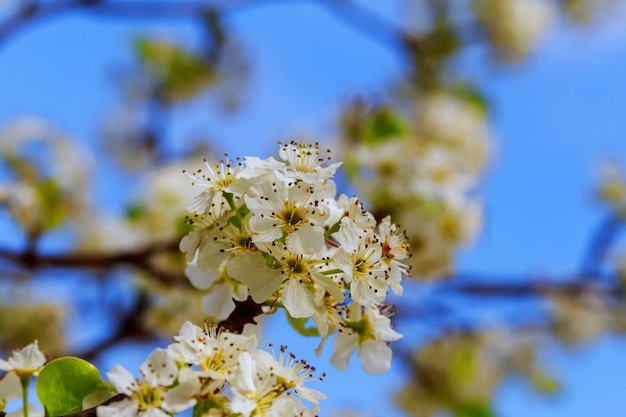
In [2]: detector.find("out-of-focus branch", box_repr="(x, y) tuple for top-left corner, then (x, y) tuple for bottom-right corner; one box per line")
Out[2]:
(0, 0), (408, 51)
(313, 0), (405, 47)
(0, 239), (190, 287)
(579, 214), (624, 278)
(0, 0), (211, 43)
(442, 278), (620, 298)
(75, 291), (155, 362)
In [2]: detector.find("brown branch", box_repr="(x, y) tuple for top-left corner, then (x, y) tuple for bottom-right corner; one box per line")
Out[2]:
(62, 393), (127, 417)
(441, 276), (620, 298)
(218, 296), (264, 333)
(0, 238), (190, 287)
(74, 291), (157, 362)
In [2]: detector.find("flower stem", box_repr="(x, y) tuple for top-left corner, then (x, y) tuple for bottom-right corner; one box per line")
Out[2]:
(19, 375), (30, 417)
(223, 192), (243, 228)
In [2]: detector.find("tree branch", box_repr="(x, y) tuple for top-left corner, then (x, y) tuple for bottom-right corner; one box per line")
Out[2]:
(0, 239), (190, 287)
(579, 214), (624, 278)
(441, 278), (620, 298)
(0, 0), (408, 51)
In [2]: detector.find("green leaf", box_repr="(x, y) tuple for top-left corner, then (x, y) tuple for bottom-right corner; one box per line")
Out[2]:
(126, 203), (148, 222)
(81, 388), (117, 410)
(529, 368), (560, 394)
(134, 37), (215, 104)
(363, 108), (412, 145)
(450, 84), (490, 116)
(285, 310), (319, 337)
(36, 357), (115, 417)
(452, 401), (496, 417)
(35, 179), (65, 230)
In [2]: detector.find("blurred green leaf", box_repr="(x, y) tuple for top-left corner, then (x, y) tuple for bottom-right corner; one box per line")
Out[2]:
(285, 310), (319, 337)
(126, 203), (148, 222)
(363, 108), (412, 145)
(452, 401), (496, 417)
(35, 179), (65, 230)
(135, 37), (215, 104)
(529, 368), (560, 394)
(451, 84), (490, 116)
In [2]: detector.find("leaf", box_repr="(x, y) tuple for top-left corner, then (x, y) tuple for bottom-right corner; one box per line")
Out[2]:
(363, 108), (412, 145)
(451, 84), (490, 116)
(529, 368), (560, 395)
(452, 401), (496, 417)
(125, 203), (148, 222)
(285, 310), (319, 337)
(36, 357), (116, 417)
(81, 388), (118, 410)
(134, 37), (215, 104)
(35, 179), (65, 230)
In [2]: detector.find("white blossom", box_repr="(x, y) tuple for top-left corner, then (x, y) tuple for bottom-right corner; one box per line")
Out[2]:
(330, 304), (402, 375)
(97, 349), (198, 417)
(333, 218), (390, 306)
(0, 341), (46, 377)
(276, 141), (342, 184)
(245, 181), (330, 243)
(167, 321), (256, 384)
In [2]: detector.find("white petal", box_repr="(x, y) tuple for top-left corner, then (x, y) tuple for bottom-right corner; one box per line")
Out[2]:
(7, 341), (46, 372)
(233, 352), (257, 394)
(201, 284), (236, 321)
(249, 215), (284, 242)
(140, 349), (177, 387)
(350, 280), (374, 306)
(163, 368), (199, 413)
(0, 372), (21, 402)
(176, 321), (198, 342)
(330, 334), (357, 371)
(184, 262), (216, 290)
(106, 365), (137, 396)
(296, 385), (327, 403)
(166, 343), (198, 365)
(282, 280), (316, 318)
(332, 248), (354, 279)
(226, 252), (283, 303)
(336, 217), (362, 253)
(357, 339), (392, 375)
(138, 407), (170, 417)
(286, 225), (324, 255)
(179, 229), (203, 261)
(312, 272), (344, 303)
(270, 396), (310, 417)
(230, 393), (257, 417)
(196, 239), (231, 271)
(96, 399), (139, 417)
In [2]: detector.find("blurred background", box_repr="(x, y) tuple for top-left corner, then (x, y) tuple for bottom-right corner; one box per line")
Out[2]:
(1, 0), (626, 416)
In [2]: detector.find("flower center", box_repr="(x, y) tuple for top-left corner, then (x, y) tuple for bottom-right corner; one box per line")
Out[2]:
(133, 382), (164, 410)
(281, 203), (306, 228)
(200, 350), (227, 374)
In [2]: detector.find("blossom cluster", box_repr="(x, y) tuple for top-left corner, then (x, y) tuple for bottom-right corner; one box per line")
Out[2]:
(347, 94), (489, 279)
(98, 321), (324, 417)
(180, 141), (409, 374)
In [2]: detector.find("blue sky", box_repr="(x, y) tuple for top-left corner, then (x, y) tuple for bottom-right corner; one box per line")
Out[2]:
(1, 1), (626, 416)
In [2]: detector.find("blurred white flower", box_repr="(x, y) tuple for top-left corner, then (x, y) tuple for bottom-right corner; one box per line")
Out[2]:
(0, 341), (46, 377)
